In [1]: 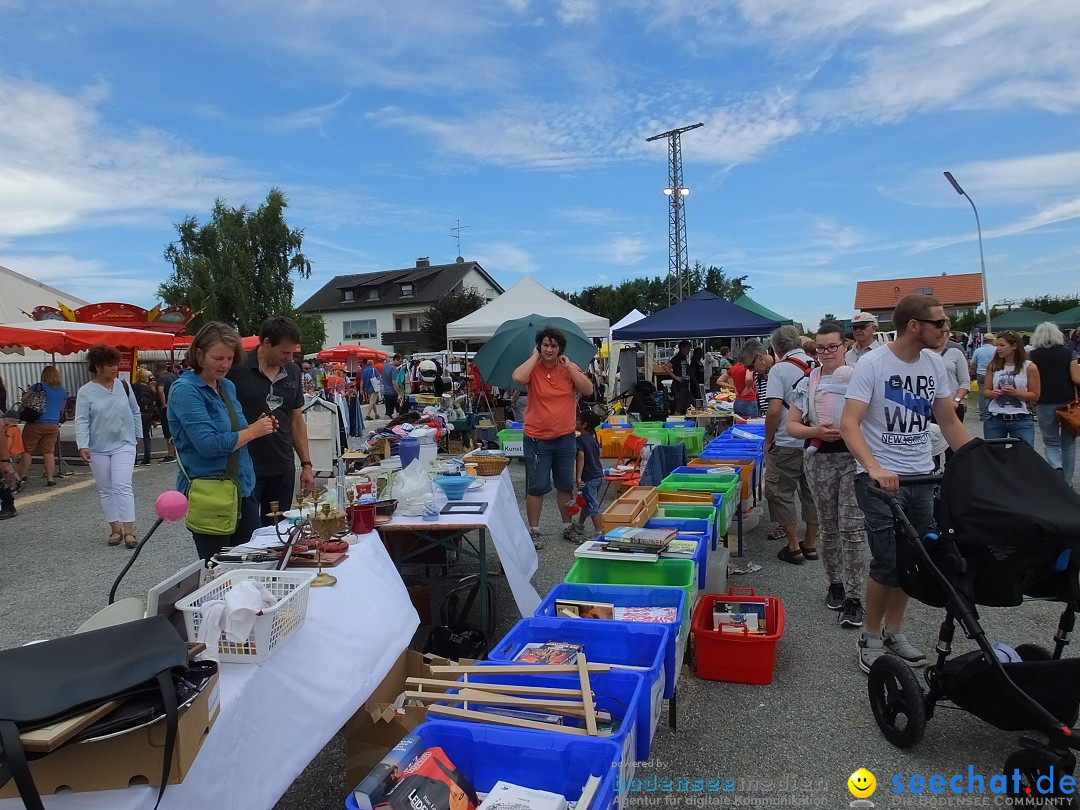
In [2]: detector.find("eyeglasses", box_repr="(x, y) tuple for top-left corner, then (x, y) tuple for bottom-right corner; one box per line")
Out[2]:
(915, 318), (950, 329)
(814, 344), (844, 354)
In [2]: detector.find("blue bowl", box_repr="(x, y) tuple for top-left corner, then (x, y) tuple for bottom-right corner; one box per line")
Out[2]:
(433, 475), (477, 500)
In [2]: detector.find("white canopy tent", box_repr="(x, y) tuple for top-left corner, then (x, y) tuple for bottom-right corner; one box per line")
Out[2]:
(446, 276), (610, 341)
(606, 308), (646, 400)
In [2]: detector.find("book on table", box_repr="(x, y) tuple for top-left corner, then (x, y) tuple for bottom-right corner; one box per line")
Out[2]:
(554, 598), (615, 620)
(374, 745), (479, 810)
(711, 600), (768, 633)
(574, 540), (659, 563)
(602, 526), (676, 548)
(514, 641), (585, 665)
(477, 780), (568, 810)
(659, 538), (699, 558)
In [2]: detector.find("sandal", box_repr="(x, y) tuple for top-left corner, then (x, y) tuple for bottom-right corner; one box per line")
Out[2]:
(108, 531), (122, 546)
(124, 533), (138, 549)
(799, 542), (820, 560)
(777, 546), (804, 565)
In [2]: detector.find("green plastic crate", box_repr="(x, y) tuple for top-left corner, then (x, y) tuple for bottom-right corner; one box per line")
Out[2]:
(633, 426), (670, 445)
(565, 557), (696, 606)
(658, 503), (721, 547)
(668, 426), (706, 457)
(497, 428), (524, 457)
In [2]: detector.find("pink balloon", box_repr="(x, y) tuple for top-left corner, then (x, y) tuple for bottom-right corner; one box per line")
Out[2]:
(155, 490), (189, 522)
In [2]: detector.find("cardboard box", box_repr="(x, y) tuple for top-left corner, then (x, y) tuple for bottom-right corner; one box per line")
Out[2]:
(0, 672), (220, 798)
(343, 649), (453, 791)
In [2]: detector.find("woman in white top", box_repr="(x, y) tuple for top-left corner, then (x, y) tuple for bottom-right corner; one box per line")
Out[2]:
(75, 344), (142, 547)
(983, 331), (1040, 446)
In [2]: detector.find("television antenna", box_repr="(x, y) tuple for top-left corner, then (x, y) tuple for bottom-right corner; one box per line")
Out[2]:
(450, 220), (470, 259)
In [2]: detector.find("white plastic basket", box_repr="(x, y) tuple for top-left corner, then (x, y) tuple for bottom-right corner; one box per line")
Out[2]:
(175, 569), (316, 664)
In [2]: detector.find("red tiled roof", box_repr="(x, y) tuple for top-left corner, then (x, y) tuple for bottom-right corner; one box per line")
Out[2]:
(855, 273), (984, 311)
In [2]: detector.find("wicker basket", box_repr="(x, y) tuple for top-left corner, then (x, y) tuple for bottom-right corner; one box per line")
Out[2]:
(473, 454), (511, 476)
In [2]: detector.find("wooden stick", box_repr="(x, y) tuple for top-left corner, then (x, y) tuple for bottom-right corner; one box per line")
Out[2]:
(428, 663), (610, 675)
(405, 690), (611, 722)
(406, 677), (585, 698)
(427, 704), (590, 735)
(578, 653), (598, 736)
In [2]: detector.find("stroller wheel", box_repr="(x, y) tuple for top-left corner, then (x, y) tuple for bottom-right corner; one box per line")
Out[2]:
(868, 655), (927, 748)
(1003, 749), (1077, 808)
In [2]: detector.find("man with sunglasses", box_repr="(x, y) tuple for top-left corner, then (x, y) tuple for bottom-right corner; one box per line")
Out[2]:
(846, 312), (880, 366)
(841, 294), (972, 673)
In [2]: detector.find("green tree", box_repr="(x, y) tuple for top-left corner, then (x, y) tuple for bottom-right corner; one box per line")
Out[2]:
(691, 262), (751, 301)
(1020, 294), (1080, 314)
(159, 188), (312, 335)
(421, 287), (489, 350)
(291, 309), (327, 354)
(818, 313), (838, 330)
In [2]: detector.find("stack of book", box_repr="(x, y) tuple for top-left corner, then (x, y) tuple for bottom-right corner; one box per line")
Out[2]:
(573, 526), (677, 563)
(711, 598), (768, 634)
(553, 598), (678, 624)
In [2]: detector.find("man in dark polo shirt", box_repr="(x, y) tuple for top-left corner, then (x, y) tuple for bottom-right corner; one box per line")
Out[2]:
(228, 316), (315, 524)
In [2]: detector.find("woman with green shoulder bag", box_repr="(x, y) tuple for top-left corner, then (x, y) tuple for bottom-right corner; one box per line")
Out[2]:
(168, 322), (277, 560)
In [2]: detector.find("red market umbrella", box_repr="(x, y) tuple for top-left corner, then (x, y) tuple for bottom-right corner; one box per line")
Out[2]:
(173, 335), (302, 351)
(4, 321), (176, 351)
(317, 344), (387, 363)
(0, 323), (75, 354)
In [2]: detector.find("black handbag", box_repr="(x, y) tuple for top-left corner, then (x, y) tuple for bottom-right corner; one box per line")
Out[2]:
(0, 615), (192, 810)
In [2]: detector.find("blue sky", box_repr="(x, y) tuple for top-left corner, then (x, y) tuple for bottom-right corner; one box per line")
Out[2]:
(2, 0), (1079, 328)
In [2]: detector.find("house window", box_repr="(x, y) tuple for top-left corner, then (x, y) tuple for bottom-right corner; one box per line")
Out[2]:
(342, 319), (377, 341)
(400, 283), (414, 298)
(395, 316), (420, 331)
(342, 289), (354, 303)
(366, 287), (380, 301)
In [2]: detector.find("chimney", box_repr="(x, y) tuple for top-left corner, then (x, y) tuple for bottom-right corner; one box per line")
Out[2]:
(456, 256), (464, 264)
(416, 257), (430, 268)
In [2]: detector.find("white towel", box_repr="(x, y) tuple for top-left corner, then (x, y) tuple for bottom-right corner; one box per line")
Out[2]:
(196, 600), (227, 661)
(222, 580), (278, 643)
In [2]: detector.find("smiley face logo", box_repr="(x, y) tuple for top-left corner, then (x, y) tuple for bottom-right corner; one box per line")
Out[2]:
(848, 768), (877, 798)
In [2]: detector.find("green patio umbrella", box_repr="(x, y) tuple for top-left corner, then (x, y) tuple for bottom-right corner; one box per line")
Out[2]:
(473, 314), (596, 390)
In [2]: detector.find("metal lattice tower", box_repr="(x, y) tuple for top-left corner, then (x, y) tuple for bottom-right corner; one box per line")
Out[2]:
(647, 122), (703, 304)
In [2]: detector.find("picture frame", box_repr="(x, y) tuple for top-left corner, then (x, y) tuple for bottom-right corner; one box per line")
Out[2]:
(440, 502), (488, 515)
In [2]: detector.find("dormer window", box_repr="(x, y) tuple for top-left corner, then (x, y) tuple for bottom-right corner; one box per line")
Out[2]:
(342, 289), (355, 303)
(400, 283), (414, 298)
(366, 287), (380, 301)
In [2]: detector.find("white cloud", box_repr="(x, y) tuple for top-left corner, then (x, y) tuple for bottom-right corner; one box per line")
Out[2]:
(473, 242), (538, 274)
(0, 253), (163, 304)
(0, 75), (254, 239)
(571, 234), (651, 265)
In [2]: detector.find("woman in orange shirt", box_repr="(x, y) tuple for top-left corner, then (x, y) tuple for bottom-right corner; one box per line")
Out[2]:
(511, 327), (594, 548)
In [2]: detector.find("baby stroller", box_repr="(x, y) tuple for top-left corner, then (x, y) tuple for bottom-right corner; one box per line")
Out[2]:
(867, 438), (1080, 805)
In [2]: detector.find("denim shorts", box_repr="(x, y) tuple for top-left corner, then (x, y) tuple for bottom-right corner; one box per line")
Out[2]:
(580, 478), (603, 517)
(524, 432), (577, 496)
(733, 399), (759, 418)
(854, 473), (935, 588)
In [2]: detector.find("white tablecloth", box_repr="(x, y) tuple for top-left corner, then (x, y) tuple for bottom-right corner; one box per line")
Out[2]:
(1, 536), (419, 810)
(381, 469), (541, 617)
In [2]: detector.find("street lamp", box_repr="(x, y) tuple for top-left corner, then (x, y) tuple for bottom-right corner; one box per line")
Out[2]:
(943, 171), (991, 334)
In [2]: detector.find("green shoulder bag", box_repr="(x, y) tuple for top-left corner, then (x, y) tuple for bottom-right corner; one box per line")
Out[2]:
(178, 388), (242, 535)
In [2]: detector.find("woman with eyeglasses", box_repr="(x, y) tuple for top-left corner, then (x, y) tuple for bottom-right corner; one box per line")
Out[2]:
(786, 322), (869, 628)
(983, 331), (1040, 446)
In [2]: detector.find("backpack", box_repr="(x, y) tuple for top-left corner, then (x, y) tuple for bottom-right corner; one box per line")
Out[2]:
(779, 356), (818, 408)
(19, 384), (46, 423)
(135, 383), (157, 417)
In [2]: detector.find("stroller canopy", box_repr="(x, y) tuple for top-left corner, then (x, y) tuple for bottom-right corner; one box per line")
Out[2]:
(940, 438), (1080, 547)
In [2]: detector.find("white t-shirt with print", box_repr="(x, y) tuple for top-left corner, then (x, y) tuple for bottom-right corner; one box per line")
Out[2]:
(845, 346), (950, 475)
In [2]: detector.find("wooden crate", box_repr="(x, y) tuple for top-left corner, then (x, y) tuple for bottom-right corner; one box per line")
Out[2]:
(598, 486), (659, 532)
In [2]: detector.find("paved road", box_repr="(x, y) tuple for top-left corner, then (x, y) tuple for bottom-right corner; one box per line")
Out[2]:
(2, 411), (1077, 809)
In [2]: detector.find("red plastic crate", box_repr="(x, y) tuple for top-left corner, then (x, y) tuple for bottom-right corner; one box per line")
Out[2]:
(691, 588), (785, 684)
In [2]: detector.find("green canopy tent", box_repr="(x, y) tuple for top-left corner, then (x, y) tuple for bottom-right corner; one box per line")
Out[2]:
(733, 294), (794, 326)
(988, 308), (1053, 332)
(1049, 305), (1080, 330)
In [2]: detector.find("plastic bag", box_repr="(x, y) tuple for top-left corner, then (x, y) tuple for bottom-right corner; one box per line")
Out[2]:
(394, 458), (433, 503)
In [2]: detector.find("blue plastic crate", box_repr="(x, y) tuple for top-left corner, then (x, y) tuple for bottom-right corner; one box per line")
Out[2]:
(535, 583), (688, 697)
(345, 719), (622, 810)
(438, 664), (648, 768)
(488, 617), (669, 737)
(642, 523), (708, 589)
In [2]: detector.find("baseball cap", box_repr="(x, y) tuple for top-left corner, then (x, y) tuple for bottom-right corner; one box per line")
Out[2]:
(851, 312), (878, 325)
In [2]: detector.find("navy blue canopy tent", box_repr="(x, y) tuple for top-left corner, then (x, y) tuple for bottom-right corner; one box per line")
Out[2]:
(611, 290), (781, 340)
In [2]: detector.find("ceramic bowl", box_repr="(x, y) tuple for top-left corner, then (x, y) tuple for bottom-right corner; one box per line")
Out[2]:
(374, 498), (398, 517)
(433, 476), (477, 501)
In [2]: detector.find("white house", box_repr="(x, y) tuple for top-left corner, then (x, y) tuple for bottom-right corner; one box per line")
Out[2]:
(298, 257), (503, 355)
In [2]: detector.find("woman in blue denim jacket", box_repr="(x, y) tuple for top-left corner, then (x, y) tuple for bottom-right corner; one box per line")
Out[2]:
(168, 322), (276, 560)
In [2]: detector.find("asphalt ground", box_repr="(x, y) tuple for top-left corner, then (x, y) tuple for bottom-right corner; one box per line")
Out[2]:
(1, 411), (1078, 810)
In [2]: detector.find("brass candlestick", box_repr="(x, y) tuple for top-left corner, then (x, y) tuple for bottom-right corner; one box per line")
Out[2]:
(308, 502), (345, 587)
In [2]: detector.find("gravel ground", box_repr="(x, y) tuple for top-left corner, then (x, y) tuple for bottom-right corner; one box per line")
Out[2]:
(2, 411), (1077, 809)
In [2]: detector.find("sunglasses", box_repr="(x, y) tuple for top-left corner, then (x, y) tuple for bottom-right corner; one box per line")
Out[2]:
(915, 318), (950, 329)
(851, 322), (872, 330)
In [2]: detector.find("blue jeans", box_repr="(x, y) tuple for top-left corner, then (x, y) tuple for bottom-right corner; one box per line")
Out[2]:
(1035, 403), (1077, 487)
(983, 413), (1035, 447)
(733, 399), (759, 418)
(523, 433), (577, 496)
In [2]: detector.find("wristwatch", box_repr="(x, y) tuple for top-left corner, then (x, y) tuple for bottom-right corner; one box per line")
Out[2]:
(300, 461), (313, 468)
